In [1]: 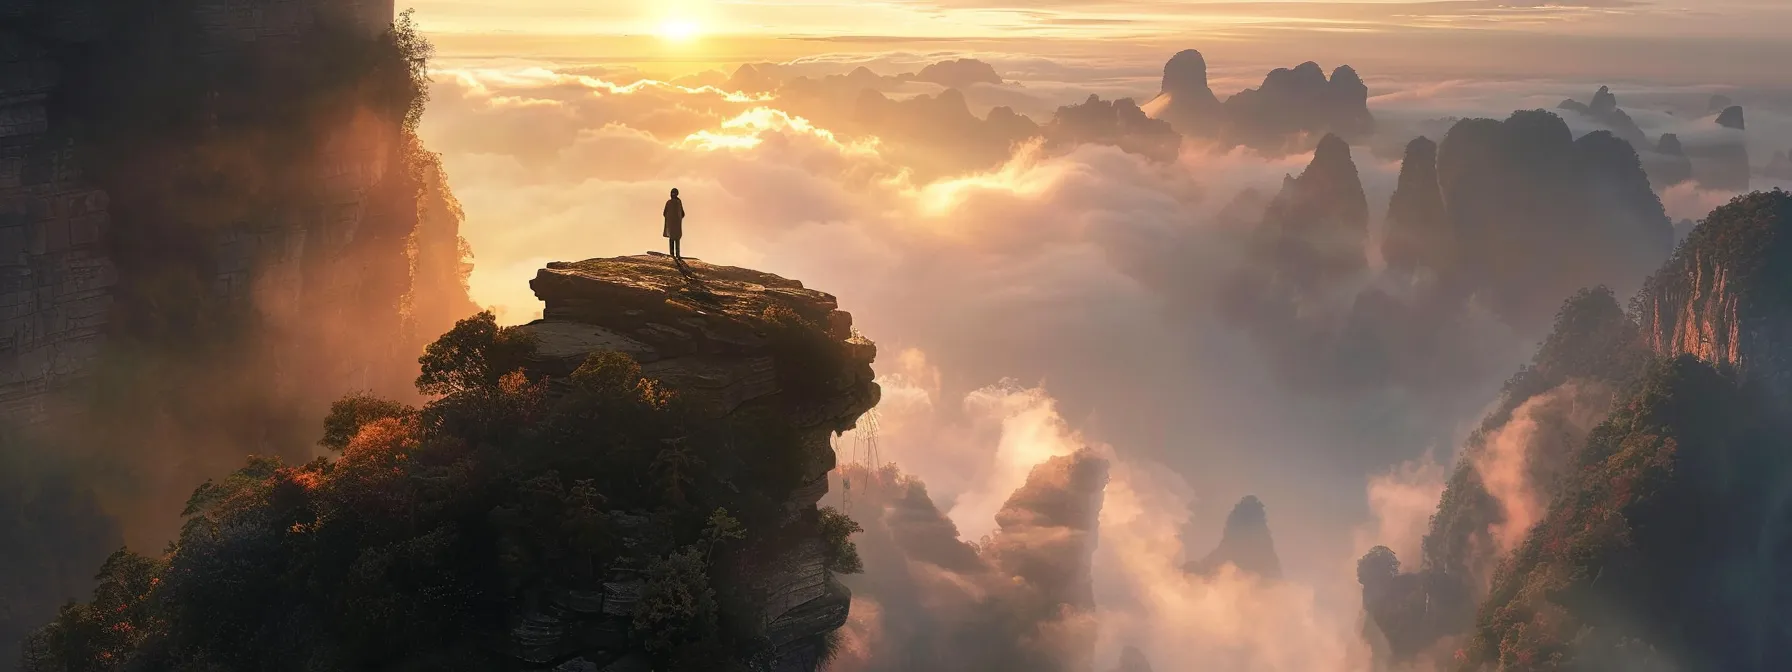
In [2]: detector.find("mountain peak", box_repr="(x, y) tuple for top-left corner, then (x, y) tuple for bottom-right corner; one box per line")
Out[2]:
(1187, 495), (1284, 579)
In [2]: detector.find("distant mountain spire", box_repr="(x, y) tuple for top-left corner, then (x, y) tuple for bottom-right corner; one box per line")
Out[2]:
(1187, 495), (1284, 579)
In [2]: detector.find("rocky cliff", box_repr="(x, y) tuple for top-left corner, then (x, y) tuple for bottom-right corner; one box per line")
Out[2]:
(0, 0), (472, 663)
(1148, 49), (1374, 154)
(21, 254), (879, 671)
(516, 254), (880, 671)
(1639, 191), (1792, 396)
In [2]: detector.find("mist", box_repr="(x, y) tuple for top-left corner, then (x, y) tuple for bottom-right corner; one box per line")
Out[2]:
(411, 47), (1792, 670)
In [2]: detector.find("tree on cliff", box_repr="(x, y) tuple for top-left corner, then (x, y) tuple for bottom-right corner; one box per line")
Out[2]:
(22, 311), (865, 671)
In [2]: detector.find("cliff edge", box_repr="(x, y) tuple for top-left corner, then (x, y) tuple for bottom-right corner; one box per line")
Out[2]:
(22, 253), (880, 672)
(516, 253), (881, 671)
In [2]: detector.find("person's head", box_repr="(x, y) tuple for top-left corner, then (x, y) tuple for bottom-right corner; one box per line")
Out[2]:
(670, 188), (679, 198)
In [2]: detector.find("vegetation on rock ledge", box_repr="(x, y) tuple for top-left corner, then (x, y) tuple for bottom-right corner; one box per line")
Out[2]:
(23, 312), (864, 671)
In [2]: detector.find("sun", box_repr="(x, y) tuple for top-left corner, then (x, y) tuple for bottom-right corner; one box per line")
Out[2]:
(657, 20), (701, 43)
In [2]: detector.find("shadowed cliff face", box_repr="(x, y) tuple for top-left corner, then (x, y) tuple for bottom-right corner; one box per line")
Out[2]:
(1382, 137), (1448, 277)
(1428, 111), (1673, 333)
(0, 2), (474, 663)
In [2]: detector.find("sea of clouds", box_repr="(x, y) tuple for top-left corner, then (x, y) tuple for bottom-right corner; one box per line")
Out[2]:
(417, 52), (1792, 670)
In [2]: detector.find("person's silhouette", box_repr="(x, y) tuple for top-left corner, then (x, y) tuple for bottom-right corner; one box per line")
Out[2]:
(663, 188), (686, 260)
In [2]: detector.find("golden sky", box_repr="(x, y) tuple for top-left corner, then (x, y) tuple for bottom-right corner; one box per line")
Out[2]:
(406, 0), (1792, 85)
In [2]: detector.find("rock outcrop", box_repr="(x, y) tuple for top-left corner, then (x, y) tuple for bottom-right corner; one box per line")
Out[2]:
(1638, 191), (1792, 397)
(1147, 49), (1374, 153)
(1153, 49), (1224, 135)
(1381, 137), (1449, 276)
(825, 449), (1110, 672)
(1187, 495), (1283, 579)
(1429, 111), (1672, 331)
(1360, 287), (1651, 665)
(912, 58), (1003, 88)
(1254, 134), (1370, 290)
(516, 254), (880, 671)
(1647, 133), (1696, 188)
(1458, 190), (1792, 671)
(1557, 85), (1647, 146)
(1718, 105), (1747, 130)
(1043, 95), (1181, 163)
(1222, 61), (1375, 150)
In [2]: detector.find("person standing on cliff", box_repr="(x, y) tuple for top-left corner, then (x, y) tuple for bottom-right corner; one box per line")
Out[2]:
(663, 188), (686, 260)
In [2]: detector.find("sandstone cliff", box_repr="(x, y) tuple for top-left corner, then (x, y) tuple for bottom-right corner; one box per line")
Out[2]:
(1639, 191), (1792, 396)
(516, 254), (880, 671)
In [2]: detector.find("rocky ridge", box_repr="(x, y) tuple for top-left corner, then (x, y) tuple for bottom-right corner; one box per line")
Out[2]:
(514, 254), (880, 671)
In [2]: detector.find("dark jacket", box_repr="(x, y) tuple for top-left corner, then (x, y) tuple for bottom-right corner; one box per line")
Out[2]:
(663, 197), (685, 239)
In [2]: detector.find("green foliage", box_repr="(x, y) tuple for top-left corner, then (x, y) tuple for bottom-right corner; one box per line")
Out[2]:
(1356, 546), (1399, 586)
(29, 326), (843, 668)
(633, 549), (720, 655)
(816, 628), (846, 668)
(1461, 356), (1785, 671)
(19, 550), (164, 672)
(415, 311), (540, 396)
(761, 305), (850, 404)
(391, 9), (435, 134)
(818, 507), (865, 575)
(701, 508), (747, 561)
(320, 394), (418, 451)
(1639, 189), (1792, 323)
(572, 350), (647, 394)
(1366, 287), (1652, 662)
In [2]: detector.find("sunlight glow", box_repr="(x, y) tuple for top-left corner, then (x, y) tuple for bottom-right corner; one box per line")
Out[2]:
(657, 20), (700, 43)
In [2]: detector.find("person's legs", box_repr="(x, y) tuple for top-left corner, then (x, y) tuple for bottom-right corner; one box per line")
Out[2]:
(672, 238), (682, 259)
(669, 237), (678, 258)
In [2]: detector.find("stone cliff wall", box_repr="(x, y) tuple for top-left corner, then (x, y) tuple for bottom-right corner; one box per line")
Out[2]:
(0, 0), (431, 423)
(515, 254), (880, 671)
(1638, 191), (1792, 398)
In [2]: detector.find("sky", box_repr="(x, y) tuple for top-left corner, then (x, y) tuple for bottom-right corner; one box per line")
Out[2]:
(409, 0), (1792, 85)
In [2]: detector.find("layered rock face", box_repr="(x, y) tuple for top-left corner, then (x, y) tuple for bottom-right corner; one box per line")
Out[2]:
(516, 254), (880, 671)
(0, 0), (449, 424)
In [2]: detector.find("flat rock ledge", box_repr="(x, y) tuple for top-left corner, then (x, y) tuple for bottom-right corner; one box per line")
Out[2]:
(512, 253), (879, 672)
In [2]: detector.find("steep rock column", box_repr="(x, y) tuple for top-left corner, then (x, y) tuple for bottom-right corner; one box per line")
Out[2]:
(516, 254), (880, 672)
